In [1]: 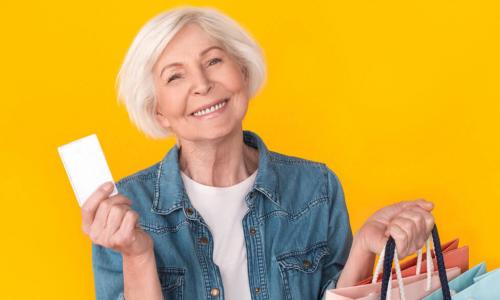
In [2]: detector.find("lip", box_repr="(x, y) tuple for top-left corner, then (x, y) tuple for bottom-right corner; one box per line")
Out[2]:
(190, 98), (229, 120)
(190, 97), (230, 116)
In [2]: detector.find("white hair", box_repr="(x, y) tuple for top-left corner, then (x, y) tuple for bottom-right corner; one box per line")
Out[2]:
(115, 5), (267, 140)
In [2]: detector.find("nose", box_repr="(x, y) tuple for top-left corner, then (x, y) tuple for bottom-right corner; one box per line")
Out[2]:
(192, 68), (213, 95)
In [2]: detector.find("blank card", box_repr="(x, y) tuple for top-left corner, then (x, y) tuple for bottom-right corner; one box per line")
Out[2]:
(58, 134), (118, 207)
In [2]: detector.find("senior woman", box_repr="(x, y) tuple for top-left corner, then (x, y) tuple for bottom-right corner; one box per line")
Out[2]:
(81, 5), (435, 300)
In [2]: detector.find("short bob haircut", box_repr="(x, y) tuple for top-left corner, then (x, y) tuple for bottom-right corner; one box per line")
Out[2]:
(116, 5), (267, 140)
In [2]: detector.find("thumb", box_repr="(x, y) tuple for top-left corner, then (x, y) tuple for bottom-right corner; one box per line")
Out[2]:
(414, 198), (434, 211)
(398, 199), (434, 211)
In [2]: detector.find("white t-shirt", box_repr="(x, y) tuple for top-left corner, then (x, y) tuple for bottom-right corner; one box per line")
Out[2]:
(180, 169), (257, 300)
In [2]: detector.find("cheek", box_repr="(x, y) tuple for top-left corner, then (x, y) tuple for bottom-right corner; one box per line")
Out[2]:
(217, 65), (246, 92)
(156, 88), (188, 115)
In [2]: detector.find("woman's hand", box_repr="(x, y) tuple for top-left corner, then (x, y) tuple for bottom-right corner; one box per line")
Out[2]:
(336, 199), (435, 288)
(355, 199), (435, 258)
(81, 181), (154, 258)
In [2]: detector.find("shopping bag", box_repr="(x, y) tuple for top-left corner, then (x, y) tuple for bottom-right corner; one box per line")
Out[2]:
(378, 225), (454, 300)
(398, 239), (459, 270)
(401, 246), (468, 275)
(451, 268), (500, 300)
(325, 268), (460, 300)
(326, 225), (456, 300)
(356, 239), (468, 285)
(423, 262), (487, 300)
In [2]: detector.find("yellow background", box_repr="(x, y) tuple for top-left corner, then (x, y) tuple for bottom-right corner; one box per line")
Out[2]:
(1, 0), (499, 298)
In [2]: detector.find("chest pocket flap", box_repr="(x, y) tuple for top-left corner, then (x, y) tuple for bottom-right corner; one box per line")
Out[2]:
(277, 241), (330, 273)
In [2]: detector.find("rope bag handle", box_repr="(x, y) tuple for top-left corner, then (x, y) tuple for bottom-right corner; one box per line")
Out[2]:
(374, 225), (451, 300)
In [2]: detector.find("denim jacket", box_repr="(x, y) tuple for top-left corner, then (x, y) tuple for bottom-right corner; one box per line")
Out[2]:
(92, 129), (353, 300)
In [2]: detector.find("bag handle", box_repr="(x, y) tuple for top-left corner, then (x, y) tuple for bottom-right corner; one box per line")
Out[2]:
(373, 236), (434, 296)
(372, 236), (434, 288)
(378, 225), (452, 300)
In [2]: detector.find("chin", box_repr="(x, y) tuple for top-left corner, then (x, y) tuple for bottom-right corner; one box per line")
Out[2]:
(201, 122), (242, 140)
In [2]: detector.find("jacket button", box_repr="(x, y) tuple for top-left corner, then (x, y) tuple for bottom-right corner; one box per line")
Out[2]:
(186, 208), (194, 215)
(249, 227), (257, 235)
(210, 287), (220, 297)
(303, 259), (312, 269)
(255, 287), (261, 293)
(199, 237), (209, 245)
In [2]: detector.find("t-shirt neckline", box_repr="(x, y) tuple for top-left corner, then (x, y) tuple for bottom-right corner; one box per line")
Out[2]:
(180, 168), (258, 191)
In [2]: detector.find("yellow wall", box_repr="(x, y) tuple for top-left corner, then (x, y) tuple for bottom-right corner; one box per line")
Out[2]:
(1, 0), (499, 298)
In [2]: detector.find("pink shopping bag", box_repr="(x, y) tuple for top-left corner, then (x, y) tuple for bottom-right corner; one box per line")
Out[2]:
(327, 225), (457, 300)
(325, 267), (461, 300)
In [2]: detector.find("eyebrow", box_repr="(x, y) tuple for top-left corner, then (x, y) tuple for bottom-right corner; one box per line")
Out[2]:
(159, 45), (224, 78)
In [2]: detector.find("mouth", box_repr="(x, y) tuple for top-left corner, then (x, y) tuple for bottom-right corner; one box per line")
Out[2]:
(190, 97), (230, 117)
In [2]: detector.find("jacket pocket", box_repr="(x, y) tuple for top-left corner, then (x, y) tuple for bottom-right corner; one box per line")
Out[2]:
(276, 242), (330, 300)
(157, 267), (185, 300)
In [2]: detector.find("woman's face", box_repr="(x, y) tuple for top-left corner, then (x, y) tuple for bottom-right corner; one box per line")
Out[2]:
(152, 23), (250, 143)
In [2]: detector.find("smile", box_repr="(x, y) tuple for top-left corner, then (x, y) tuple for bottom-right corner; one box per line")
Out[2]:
(191, 98), (229, 117)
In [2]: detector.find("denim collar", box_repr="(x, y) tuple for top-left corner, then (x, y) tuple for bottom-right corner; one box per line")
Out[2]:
(151, 130), (279, 215)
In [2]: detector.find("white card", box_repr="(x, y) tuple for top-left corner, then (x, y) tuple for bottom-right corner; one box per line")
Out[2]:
(58, 134), (118, 207)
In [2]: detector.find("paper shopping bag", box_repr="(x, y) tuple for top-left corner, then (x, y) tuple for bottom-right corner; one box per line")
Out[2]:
(399, 239), (459, 271)
(327, 225), (456, 300)
(325, 267), (461, 300)
(451, 267), (500, 300)
(379, 225), (454, 300)
(356, 239), (467, 285)
(424, 262), (487, 300)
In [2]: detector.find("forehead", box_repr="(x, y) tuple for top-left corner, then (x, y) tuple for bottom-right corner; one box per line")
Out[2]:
(159, 23), (224, 60)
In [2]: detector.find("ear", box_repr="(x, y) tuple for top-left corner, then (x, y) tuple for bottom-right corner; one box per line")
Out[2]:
(241, 65), (249, 83)
(155, 110), (171, 129)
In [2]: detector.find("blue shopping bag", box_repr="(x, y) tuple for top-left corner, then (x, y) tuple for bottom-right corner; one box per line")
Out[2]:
(423, 262), (487, 300)
(452, 268), (500, 300)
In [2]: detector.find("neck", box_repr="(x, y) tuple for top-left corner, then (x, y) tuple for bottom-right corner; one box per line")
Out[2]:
(177, 128), (259, 187)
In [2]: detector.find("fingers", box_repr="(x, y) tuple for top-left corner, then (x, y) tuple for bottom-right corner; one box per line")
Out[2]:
(387, 203), (435, 258)
(79, 185), (151, 257)
(87, 196), (132, 242)
(388, 219), (414, 257)
(400, 206), (434, 235)
(82, 182), (115, 213)
(81, 182), (117, 233)
(103, 203), (133, 242)
(111, 210), (140, 248)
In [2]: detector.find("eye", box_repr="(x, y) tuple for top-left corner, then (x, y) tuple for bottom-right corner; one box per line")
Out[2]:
(167, 73), (182, 83)
(208, 57), (222, 66)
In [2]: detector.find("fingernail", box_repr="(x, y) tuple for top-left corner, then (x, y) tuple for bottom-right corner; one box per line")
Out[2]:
(102, 182), (113, 191)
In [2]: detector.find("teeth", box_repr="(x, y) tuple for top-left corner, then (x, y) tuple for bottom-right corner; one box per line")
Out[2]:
(193, 99), (227, 116)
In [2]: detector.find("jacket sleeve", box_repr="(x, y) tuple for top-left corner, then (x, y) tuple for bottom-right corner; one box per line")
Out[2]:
(319, 166), (353, 299)
(92, 242), (126, 300)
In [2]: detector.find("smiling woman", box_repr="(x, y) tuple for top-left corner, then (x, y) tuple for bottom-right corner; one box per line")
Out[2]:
(83, 5), (437, 300)
(151, 23), (251, 141)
